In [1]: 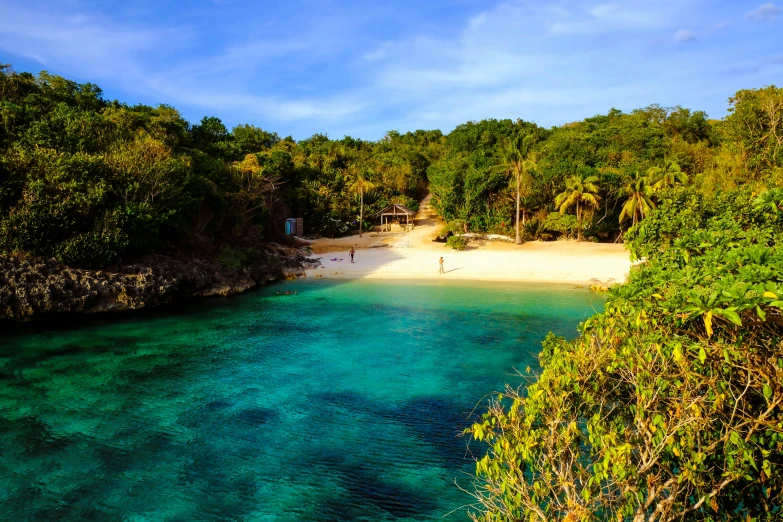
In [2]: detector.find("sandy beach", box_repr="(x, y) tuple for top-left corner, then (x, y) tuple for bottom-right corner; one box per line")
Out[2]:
(303, 196), (632, 285)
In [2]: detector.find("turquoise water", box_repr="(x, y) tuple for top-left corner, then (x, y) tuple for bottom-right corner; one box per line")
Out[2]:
(0, 279), (602, 521)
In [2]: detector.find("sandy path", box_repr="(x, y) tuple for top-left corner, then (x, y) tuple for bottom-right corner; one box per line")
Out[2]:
(303, 195), (632, 285)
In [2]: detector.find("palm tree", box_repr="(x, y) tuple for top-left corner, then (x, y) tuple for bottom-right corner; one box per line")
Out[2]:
(346, 167), (376, 238)
(647, 161), (688, 191)
(619, 170), (656, 227)
(554, 174), (601, 241)
(493, 133), (537, 244)
(518, 195), (539, 226)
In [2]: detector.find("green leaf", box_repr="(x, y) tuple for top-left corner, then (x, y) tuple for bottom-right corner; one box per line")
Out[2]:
(717, 308), (742, 326)
(698, 346), (707, 364)
(763, 384), (772, 400)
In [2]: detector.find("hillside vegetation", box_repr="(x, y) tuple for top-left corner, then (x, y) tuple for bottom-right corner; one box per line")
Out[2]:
(2, 65), (781, 269)
(2, 66), (783, 518)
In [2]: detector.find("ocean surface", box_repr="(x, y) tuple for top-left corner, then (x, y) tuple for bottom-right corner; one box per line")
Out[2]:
(0, 279), (603, 521)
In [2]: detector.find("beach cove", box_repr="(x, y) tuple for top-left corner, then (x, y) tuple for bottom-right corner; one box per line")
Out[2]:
(304, 195), (633, 286)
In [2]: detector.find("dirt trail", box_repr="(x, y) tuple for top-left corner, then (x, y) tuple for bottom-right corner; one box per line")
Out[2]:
(306, 193), (441, 253)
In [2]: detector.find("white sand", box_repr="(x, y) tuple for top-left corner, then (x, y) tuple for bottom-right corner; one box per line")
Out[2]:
(305, 241), (631, 285)
(302, 195), (632, 285)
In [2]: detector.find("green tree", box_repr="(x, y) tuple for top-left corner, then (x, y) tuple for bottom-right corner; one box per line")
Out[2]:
(554, 174), (601, 240)
(346, 163), (376, 238)
(619, 170), (656, 227)
(647, 161), (688, 191)
(722, 85), (783, 177)
(493, 133), (538, 243)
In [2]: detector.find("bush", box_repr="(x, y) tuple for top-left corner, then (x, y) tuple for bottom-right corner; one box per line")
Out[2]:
(440, 219), (467, 236)
(541, 211), (579, 239)
(468, 189), (783, 520)
(446, 235), (468, 250)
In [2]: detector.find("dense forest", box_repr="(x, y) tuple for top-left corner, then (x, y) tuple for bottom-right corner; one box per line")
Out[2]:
(0, 65), (438, 267)
(2, 65), (783, 519)
(1, 64), (781, 268)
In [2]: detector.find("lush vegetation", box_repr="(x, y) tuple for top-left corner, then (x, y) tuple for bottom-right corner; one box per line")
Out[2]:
(3, 65), (781, 269)
(0, 66), (437, 267)
(429, 87), (783, 244)
(2, 65), (782, 520)
(466, 88), (783, 520)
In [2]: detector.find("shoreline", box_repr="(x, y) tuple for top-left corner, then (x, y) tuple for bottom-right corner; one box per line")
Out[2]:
(304, 240), (632, 287)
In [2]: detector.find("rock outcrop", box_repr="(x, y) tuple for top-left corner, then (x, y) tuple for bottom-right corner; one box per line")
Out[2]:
(0, 244), (318, 320)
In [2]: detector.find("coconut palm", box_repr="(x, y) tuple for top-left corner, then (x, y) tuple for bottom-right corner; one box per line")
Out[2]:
(346, 167), (376, 238)
(554, 174), (601, 241)
(647, 161), (688, 191)
(518, 196), (539, 226)
(492, 133), (537, 244)
(619, 170), (656, 227)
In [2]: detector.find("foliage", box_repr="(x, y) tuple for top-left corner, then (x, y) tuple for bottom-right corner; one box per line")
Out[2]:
(0, 67), (438, 265)
(446, 235), (468, 250)
(467, 188), (783, 521)
(619, 170), (656, 227)
(427, 92), (782, 242)
(541, 212), (579, 240)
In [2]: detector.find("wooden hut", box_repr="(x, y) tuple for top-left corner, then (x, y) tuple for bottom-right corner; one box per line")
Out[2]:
(372, 204), (416, 232)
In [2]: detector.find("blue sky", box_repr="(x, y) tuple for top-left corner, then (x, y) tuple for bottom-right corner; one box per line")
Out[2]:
(1, 0), (781, 139)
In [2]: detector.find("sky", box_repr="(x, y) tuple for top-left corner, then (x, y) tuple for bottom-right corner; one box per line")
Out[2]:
(0, 0), (782, 140)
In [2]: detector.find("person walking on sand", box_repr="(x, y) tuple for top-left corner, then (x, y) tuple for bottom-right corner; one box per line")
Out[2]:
(350, 247), (355, 263)
(439, 256), (444, 274)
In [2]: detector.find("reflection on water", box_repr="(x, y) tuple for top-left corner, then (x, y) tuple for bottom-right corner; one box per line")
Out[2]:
(0, 279), (602, 521)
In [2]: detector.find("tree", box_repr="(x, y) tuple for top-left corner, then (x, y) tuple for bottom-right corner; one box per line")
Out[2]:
(647, 161), (688, 191)
(346, 163), (376, 238)
(494, 133), (538, 244)
(554, 174), (601, 240)
(619, 170), (656, 227)
(722, 86), (783, 177)
(228, 153), (281, 233)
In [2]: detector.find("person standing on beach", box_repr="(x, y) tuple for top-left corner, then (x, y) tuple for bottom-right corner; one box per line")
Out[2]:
(350, 247), (355, 263)
(439, 257), (444, 274)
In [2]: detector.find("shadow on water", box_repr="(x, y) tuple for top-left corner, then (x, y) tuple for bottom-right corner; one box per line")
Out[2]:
(0, 240), (411, 341)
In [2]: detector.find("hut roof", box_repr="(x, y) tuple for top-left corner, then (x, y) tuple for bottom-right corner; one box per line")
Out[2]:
(371, 204), (416, 218)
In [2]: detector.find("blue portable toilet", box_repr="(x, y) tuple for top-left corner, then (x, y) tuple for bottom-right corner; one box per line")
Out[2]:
(285, 218), (297, 235)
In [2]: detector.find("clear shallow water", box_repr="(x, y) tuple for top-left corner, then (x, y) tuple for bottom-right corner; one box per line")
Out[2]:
(0, 279), (603, 521)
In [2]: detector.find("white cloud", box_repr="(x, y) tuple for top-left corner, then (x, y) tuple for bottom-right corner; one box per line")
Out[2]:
(746, 2), (781, 22)
(363, 42), (392, 62)
(0, 0), (762, 138)
(0, 3), (174, 80)
(674, 29), (697, 43)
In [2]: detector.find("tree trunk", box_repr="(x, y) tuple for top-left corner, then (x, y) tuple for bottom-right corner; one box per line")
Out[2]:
(515, 169), (522, 244)
(576, 201), (581, 241)
(359, 186), (364, 238)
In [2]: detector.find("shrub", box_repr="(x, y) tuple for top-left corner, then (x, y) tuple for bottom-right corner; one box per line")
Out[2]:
(446, 235), (468, 250)
(468, 189), (783, 521)
(541, 211), (579, 239)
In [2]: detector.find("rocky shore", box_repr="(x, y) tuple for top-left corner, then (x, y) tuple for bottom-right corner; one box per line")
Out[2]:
(0, 244), (318, 321)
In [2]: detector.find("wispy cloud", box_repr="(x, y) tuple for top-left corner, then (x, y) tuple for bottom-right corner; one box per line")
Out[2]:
(674, 29), (697, 44)
(1, 0), (781, 138)
(746, 2), (781, 22)
(0, 3), (177, 79)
